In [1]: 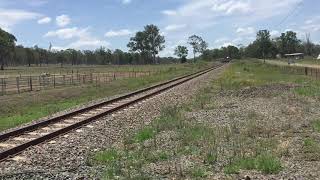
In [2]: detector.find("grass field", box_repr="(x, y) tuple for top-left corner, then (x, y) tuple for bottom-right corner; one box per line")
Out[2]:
(0, 64), (186, 78)
(0, 62), (210, 131)
(223, 60), (320, 97)
(264, 58), (320, 69)
(92, 60), (320, 179)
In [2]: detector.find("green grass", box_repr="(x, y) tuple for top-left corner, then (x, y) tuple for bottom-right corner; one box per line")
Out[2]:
(180, 124), (215, 146)
(224, 153), (282, 174)
(312, 120), (320, 133)
(303, 138), (320, 161)
(219, 60), (309, 90)
(219, 60), (320, 98)
(190, 167), (207, 178)
(0, 62), (210, 131)
(133, 127), (156, 143)
(0, 63), (192, 77)
(152, 106), (183, 132)
(94, 149), (119, 164)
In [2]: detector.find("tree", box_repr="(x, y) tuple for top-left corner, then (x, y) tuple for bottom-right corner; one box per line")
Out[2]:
(304, 33), (314, 56)
(128, 24), (165, 64)
(276, 31), (301, 55)
(66, 49), (78, 65)
(188, 35), (207, 62)
(256, 30), (272, 62)
(174, 45), (188, 63)
(0, 28), (16, 70)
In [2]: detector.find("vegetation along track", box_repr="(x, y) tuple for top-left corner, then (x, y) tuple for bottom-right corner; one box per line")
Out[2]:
(0, 64), (224, 161)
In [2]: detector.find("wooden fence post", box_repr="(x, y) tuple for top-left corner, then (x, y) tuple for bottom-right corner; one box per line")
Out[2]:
(38, 76), (41, 90)
(113, 72), (116, 80)
(1, 78), (5, 95)
(53, 75), (56, 88)
(16, 77), (20, 94)
(29, 76), (33, 91)
(305, 67), (308, 76)
(71, 74), (74, 85)
(63, 75), (66, 85)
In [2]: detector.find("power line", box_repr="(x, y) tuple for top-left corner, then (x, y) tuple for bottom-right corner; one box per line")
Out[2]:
(274, 1), (304, 29)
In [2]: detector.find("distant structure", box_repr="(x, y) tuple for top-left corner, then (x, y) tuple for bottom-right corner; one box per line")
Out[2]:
(284, 53), (304, 64)
(317, 54), (320, 60)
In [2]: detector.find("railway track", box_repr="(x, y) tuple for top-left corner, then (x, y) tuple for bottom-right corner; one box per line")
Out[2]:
(0, 64), (223, 161)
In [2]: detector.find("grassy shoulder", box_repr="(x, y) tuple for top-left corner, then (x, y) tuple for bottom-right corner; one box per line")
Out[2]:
(91, 96), (283, 179)
(92, 60), (320, 179)
(0, 62), (209, 131)
(220, 60), (320, 97)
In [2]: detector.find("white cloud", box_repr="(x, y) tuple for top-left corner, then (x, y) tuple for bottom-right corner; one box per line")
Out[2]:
(211, 1), (251, 15)
(68, 38), (110, 49)
(56, 14), (71, 27)
(164, 24), (186, 31)
(162, 10), (177, 16)
(236, 27), (255, 35)
(44, 27), (89, 39)
(214, 37), (229, 44)
(0, 9), (41, 32)
(270, 30), (280, 37)
(45, 27), (110, 50)
(105, 29), (133, 37)
(301, 16), (320, 32)
(122, 0), (132, 4)
(37, 16), (51, 24)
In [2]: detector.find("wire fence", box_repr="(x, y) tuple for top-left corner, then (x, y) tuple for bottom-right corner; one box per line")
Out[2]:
(280, 65), (320, 79)
(0, 70), (156, 96)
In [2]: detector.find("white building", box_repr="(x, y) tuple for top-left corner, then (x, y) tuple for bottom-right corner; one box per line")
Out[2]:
(317, 54), (320, 60)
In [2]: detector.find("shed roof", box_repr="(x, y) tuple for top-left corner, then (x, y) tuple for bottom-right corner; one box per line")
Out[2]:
(284, 53), (304, 56)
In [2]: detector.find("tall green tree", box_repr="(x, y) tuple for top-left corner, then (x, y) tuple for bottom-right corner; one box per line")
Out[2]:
(188, 35), (208, 62)
(276, 31), (301, 55)
(128, 24), (165, 64)
(0, 28), (16, 70)
(256, 30), (272, 62)
(174, 45), (188, 63)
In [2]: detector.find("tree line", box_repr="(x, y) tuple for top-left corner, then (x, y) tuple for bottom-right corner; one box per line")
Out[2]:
(1, 25), (320, 70)
(0, 25), (170, 70)
(201, 30), (320, 61)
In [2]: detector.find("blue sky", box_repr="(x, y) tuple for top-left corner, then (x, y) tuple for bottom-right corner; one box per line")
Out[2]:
(0, 0), (319, 57)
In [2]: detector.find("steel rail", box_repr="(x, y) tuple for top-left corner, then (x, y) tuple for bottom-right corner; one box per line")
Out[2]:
(0, 64), (222, 161)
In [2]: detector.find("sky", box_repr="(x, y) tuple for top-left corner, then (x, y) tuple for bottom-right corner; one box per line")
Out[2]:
(0, 0), (319, 57)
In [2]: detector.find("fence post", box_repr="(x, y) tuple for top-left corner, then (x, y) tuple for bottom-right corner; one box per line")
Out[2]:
(39, 76), (41, 90)
(63, 75), (66, 85)
(113, 72), (116, 80)
(29, 76), (33, 91)
(53, 75), (56, 88)
(16, 77), (20, 94)
(305, 67), (308, 76)
(1, 78), (4, 95)
(71, 74), (74, 85)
